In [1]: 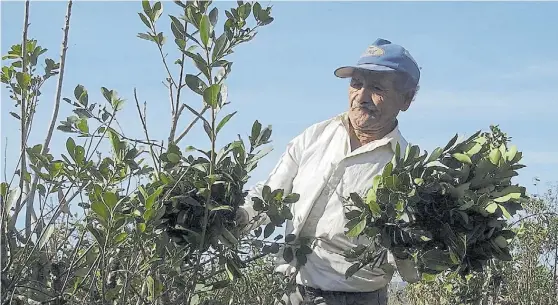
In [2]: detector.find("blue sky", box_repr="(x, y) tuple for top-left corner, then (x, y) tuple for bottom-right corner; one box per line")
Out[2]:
(2, 0), (558, 197)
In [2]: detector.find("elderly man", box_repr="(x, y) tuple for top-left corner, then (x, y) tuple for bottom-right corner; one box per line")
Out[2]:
(237, 39), (421, 305)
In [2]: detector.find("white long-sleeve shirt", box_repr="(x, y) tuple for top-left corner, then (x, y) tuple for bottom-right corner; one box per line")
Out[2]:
(240, 112), (420, 292)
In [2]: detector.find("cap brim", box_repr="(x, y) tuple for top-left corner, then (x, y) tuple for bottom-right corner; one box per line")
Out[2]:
(334, 64), (395, 78)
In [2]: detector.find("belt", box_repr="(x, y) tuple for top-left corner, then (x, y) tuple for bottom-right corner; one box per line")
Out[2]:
(297, 284), (388, 305)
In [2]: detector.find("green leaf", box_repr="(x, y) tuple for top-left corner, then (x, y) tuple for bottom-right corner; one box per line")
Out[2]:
(349, 193), (366, 210)
(493, 192), (521, 203)
(452, 153), (472, 165)
(382, 163), (393, 178)
(112, 98), (125, 111)
(283, 193), (300, 204)
(262, 185), (272, 202)
(253, 2), (262, 19)
(209, 7), (218, 26)
(346, 218), (366, 237)
(465, 142), (483, 156)
(395, 199), (405, 212)
(101, 87), (113, 103)
(152, 1), (163, 22)
(77, 119), (89, 134)
(184, 74), (207, 95)
(74, 84), (85, 100)
(88, 225), (105, 245)
(74, 146), (85, 165)
(137, 222), (146, 233)
(494, 235), (508, 248)
(91, 201), (109, 221)
(489, 149), (501, 165)
(500, 204), (512, 219)
(420, 249), (456, 272)
(367, 198), (381, 218)
(146, 186), (164, 210)
(114, 232), (128, 243)
(170, 16), (185, 40)
(38, 223), (55, 250)
(251, 120), (262, 144)
(210, 205), (233, 212)
(203, 84), (221, 108)
(422, 273), (437, 282)
(506, 145), (518, 162)
(264, 223), (274, 238)
(66, 137), (76, 158)
(485, 202), (498, 214)
(384, 175), (399, 190)
(283, 247), (294, 263)
(167, 152), (180, 163)
(15, 72), (30, 87)
(103, 191), (118, 209)
(285, 234), (296, 243)
(138, 33), (155, 42)
(9, 112), (20, 120)
(216, 111), (236, 134)
(443, 134), (459, 152)
(199, 15), (210, 47)
(426, 147), (443, 163)
(142, 0), (152, 17)
(212, 33), (228, 61)
(138, 12), (151, 28)
(219, 227), (238, 247)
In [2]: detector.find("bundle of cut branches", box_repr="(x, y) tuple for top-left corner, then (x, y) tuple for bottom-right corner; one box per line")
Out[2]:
(344, 126), (528, 278)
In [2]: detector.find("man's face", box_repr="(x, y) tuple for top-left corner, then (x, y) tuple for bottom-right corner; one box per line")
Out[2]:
(348, 69), (413, 132)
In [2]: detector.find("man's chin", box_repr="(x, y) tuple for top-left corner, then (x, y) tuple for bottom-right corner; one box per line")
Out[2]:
(350, 117), (381, 132)
(349, 112), (379, 124)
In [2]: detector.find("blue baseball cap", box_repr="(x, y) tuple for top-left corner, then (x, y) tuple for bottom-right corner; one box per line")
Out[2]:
(334, 39), (420, 89)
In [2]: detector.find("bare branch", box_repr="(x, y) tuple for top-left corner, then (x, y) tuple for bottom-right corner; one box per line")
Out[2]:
(134, 88), (161, 175)
(175, 105), (209, 144)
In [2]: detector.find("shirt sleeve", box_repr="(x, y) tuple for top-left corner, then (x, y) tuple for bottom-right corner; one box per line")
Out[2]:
(239, 135), (303, 231)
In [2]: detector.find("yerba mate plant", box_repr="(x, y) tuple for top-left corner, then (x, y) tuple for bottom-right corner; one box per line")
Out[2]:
(344, 126), (528, 279)
(1, 1), (302, 304)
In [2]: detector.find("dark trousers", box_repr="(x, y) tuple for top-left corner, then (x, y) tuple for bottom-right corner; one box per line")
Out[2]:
(276, 285), (388, 305)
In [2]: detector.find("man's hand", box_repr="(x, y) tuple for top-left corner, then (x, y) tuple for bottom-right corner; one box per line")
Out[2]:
(235, 207), (249, 226)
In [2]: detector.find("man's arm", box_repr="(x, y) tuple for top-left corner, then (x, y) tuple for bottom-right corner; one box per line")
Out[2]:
(237, 136), (303, 232)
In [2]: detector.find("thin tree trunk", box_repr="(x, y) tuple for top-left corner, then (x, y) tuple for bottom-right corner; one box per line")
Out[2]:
(25, 0), (73, 236)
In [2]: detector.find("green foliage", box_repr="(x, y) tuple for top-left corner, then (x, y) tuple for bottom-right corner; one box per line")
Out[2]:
(344, 126), (529, 278)
(1, 1), (296, 305)
(401, 186), (558, 305)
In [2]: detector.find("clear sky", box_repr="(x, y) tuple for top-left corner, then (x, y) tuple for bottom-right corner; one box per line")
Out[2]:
(2, 0), (558, 198)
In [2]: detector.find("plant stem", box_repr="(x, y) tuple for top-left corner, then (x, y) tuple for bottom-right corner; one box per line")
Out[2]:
(168, 14), (188, 143)
(19, 0), (31, 239)
(134, 88), (161, 176)
(187, 46), (215, 305)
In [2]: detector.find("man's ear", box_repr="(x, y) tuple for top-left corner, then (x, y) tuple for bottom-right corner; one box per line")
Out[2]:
(400, 89), (415, 111)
